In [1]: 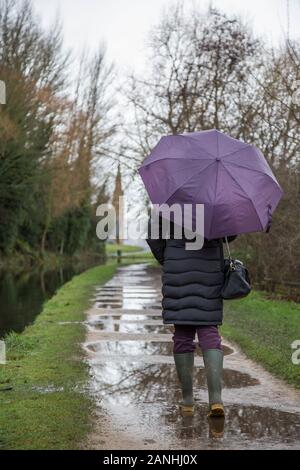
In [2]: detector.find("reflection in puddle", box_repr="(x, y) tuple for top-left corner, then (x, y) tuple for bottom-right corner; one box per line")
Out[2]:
(89, 376), (300, 448)
(90, 323), (171, 334)
(164, 403), (300, 446)
(95, 300), (162, 310)
(107, 276), (154, 284)
(96, 293), (159, 299)
(86, 340), (173, 355)
(88, 316), (163, 325)
(89, 314), (162, 320)
(96, 286), (159, 292)
(86, 339), (234, 357)
(90, 362), (259, 398)
(96, 303), (123, 309)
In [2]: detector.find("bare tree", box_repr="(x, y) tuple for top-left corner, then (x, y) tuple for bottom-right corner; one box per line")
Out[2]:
(39, 47), (118, 253)
(123, 2), (300, 291)
(124, 5), (261, 160)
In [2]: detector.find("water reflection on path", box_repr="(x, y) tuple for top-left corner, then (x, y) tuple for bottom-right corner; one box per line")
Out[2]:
(82, 263), (300, 450)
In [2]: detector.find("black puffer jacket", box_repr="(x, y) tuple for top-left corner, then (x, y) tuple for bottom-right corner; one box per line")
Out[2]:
(146, 215), (237, 326)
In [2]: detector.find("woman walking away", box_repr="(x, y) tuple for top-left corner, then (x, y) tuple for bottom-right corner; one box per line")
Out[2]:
(140, 129), (282, 420)
(146, 213), (237, 417)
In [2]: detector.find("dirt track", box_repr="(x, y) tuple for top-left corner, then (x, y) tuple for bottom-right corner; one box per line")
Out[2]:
(82, 263), (300, 450)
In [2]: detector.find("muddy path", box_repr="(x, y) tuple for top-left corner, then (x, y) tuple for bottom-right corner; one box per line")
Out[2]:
(81, 263), (300, 450)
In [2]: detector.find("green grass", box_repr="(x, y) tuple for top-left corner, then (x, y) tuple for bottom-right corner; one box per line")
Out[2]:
(106, 244), (158, 263)
(106, 243), (143, 253)
(0, 262), (118, 450)
(121, 252), (161, 266)
(221, 290), (300, 388)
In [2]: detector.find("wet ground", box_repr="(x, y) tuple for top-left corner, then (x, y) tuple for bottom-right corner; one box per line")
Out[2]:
(82, 263), (300, 450)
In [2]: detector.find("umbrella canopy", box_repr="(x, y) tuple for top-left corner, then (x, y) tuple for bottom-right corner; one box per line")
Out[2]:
(138, 129), (283, 239)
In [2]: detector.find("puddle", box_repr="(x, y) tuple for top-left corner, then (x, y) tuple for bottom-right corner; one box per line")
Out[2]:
(88, 398), (300, 449)
(90, 362), (259, 393)
(88, 323), (171, 334)
(95, 303), (123, 308)
(82, 263), (300, 450)
(166, 404), (300, 448)
(96, 293), (159, 299)
(107, 276), (154, 284)
(85, 339), (234, 357)
(32, 385), (65, 394)
(95, 301), (162, 310)
(88, 314), (162, 320)
(88, 317), (163, 325)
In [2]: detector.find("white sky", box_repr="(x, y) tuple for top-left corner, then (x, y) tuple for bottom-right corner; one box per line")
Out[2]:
(32, 0), (300, 75)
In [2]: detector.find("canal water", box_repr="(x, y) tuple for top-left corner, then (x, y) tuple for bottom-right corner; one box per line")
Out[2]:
(0, 260), (104, 339)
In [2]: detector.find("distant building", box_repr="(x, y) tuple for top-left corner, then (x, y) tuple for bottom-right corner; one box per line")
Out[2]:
(112, 163), (124, 244)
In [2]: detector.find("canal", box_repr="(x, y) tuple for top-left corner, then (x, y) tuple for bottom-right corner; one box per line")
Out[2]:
(0, 260), (104, 338)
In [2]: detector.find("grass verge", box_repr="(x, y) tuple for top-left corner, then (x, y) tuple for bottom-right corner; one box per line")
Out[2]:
(0, 262), (117, 450)
(105, 243), (143, 254)
(221, 290), (300, 388)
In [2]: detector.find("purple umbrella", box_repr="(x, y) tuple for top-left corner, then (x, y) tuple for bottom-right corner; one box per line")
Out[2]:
(138, 129), (283, 239)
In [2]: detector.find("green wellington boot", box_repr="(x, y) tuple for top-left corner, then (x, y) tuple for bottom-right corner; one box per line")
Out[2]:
(173, 352), (195, 415)
(202, 349), (225, 417)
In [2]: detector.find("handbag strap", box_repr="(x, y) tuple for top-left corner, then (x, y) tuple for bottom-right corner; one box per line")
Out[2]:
(219, 237), (233, 272)
(224, 236), (232, 260)
(219, 238), (225, 272)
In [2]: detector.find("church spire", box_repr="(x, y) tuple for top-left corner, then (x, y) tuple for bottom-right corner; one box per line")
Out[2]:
(112, 163), (124, 244)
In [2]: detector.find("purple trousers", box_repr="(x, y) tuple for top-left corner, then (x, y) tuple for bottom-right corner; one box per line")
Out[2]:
(172, 325), (222, 353)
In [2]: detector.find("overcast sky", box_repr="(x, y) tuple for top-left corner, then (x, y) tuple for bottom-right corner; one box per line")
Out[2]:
(29, 0), (300, 241)
(32, 0), (300, 75)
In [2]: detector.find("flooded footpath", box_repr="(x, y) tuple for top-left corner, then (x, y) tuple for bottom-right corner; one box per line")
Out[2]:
(81, 263), (300, 450)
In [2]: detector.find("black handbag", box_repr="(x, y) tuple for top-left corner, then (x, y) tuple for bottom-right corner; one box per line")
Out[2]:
(219, 237), (251, 300)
